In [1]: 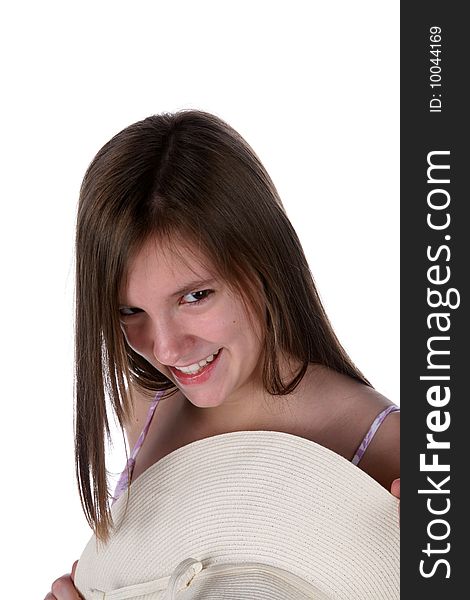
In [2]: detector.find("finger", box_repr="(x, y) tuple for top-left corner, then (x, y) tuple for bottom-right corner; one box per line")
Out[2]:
(391, 478), (400, 498)
(391, 478), (401, 526)
(44, 593), (57, 600)
(71, 560), (79, 582)
(51, 575), (81, 600)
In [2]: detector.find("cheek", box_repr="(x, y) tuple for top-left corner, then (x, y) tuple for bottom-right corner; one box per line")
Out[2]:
(122, 329), (169, 377)
(225, 303), (264, 352)
(121, 325), (153, 361)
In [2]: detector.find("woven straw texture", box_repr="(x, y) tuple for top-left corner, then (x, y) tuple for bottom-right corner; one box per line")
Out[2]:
(75, 430), (399, 599)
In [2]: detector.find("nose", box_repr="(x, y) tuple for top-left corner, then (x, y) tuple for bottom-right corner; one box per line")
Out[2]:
(152, 316), (194, 367)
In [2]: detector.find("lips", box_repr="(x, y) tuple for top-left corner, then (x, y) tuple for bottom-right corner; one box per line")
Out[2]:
(168, 349), (223, 385)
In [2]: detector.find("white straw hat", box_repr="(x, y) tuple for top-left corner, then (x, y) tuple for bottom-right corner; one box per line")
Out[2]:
(75, 430), (399, 599)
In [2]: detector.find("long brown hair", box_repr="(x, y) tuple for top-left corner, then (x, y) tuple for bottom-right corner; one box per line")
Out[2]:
(75, 109), (370, 541)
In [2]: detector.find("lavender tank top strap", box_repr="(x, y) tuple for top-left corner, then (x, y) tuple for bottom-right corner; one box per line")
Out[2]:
(351, 405), (400, 466)
(112, 390), (165, 504)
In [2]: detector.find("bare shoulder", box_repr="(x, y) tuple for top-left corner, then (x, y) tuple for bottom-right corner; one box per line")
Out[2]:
(339, 379), (400, 490)
(123, 386), (178, 450)
(297, 365), (400, 490)
(356, 406), (400, 491)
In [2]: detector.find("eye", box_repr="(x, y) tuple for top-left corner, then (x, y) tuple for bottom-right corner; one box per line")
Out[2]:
(119, 306), (143, 317)
(181, 289), (213, 305)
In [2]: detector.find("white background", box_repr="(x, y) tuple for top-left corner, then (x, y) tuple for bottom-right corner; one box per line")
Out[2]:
(0, 1), (399, 597)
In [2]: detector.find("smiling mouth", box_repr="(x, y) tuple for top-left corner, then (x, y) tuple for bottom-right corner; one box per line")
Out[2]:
(172, 349), (221, 375)
(169, 349), (222, 382)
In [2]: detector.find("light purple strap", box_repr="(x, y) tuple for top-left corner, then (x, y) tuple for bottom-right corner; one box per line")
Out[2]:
(112, 390), (164, 504)
(351, 405), (400, 466)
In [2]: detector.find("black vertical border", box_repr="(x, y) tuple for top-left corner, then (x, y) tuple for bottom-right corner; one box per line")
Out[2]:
(401, 2), (468, 596)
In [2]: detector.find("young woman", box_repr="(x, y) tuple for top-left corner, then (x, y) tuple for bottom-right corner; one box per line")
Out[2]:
(44, 110), (400, 600)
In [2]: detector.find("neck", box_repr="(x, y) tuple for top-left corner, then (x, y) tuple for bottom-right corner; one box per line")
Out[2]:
(181, 354), (307, 434)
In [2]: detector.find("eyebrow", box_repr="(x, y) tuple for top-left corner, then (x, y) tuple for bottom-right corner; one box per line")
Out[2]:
(170, 278), (217, 298)
(119, 277), (218, 308)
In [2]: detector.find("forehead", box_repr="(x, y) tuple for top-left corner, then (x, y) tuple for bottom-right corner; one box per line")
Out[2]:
(120, 236), (217, 301)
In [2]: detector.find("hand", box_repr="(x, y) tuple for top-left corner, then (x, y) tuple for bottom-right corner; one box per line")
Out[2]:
(391, 478), (400, 524)
(44, 560), (83, 600)
(391, 477), (400, 499)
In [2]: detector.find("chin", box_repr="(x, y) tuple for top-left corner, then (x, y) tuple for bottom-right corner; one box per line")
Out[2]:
(182, 382), (231, 408)
(186, 392), (226, 410)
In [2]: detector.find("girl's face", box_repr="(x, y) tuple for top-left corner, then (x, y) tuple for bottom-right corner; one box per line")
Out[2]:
(119, 237), (265, 410)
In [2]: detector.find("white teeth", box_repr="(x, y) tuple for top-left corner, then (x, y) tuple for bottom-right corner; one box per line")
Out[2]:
(175, 350), (220, 374)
